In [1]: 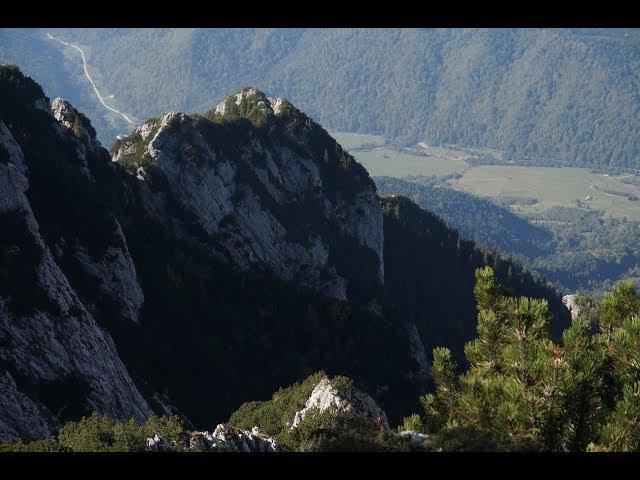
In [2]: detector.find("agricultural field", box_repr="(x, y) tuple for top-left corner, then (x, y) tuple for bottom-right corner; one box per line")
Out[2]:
(351, 147), (469, 178)
(334, 131), (640, 222)
(454, 165), (640, 222)
(331, 131), (387, 150)
(332, 132), (469, 178)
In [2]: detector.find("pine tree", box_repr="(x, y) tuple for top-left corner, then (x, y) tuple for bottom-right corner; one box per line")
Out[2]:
(413, 267), (640, 452)
(592, 382), (640, 451)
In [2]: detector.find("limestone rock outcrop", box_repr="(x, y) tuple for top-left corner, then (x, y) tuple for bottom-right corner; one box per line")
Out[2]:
(0, 67), (427, 442)
(562, 294), (581, 319)
(291, 377), (390, 431)
(146, 424), (288, 452)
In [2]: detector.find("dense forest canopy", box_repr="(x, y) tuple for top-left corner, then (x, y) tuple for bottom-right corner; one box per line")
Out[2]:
(1, 28), (639, 172)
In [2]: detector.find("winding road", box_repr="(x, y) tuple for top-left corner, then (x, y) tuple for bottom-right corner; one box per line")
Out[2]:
(46, 33), (134, 126)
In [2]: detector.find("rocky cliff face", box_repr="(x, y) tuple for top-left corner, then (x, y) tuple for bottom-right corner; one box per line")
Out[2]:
(562, 294), (581, 319)
(0, 80), (152, 440)
(112, 87), (383, 302)
(48, 97), (145, 324)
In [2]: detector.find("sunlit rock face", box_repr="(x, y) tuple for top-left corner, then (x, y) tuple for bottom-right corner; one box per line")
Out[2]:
(1, 66), (421, 442)
(113, 87), (384, 303)
(562, 294), (581, 319)
(291, 376), (390, 431)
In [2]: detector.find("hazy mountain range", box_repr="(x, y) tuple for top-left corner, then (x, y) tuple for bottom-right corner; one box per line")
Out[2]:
(2, 28), (639, 172)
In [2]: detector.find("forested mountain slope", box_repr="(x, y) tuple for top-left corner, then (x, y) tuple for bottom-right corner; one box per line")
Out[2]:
(2, 28), (638, 172)
(375, 176), (552, 258)
(381, 195), (569, 364)
(376, 176), (640, 296)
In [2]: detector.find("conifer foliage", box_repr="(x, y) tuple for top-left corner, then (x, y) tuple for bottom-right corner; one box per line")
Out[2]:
(404, 268), (640, 451)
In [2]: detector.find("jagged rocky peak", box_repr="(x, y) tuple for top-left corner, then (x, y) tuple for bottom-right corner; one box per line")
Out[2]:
(214, 86), (289, 120)
(0, 121), (150, 441)
(49, 97), (106, 183)
(51, 97), (99, 151)
(1, 79), (145, 329)
(112, 87), (384, 303)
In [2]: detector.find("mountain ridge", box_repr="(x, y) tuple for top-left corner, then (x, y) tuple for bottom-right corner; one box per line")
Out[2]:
(0, 66), (570, 439)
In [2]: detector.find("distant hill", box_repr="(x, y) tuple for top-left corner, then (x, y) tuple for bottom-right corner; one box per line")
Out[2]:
(1, 28), (638, 172)
(375, 176), (640, 296)
(375, 176), (553, 258)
